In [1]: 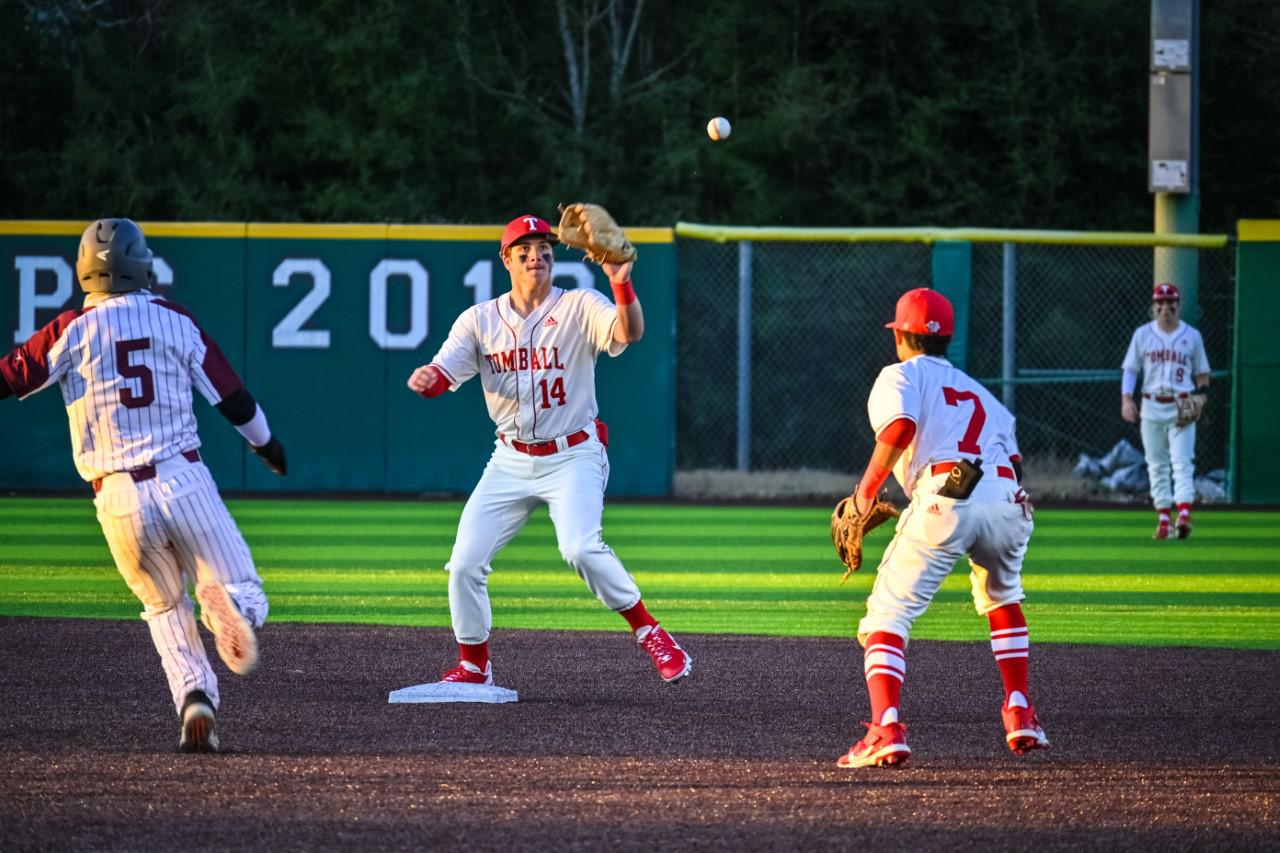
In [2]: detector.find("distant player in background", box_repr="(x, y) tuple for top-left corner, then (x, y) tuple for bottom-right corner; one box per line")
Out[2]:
(836, 288), (1047, 768)
(1121, 282), (1210, 540)
(0, 219), (287, 753)
(406, 214), (691, 689)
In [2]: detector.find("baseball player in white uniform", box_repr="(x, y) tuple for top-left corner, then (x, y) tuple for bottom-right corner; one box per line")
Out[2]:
(407, 214), (691, 688)
(836, 288), (1048, 769)
(0, 219), (287, 753)
(1121, 282), (1211, 539)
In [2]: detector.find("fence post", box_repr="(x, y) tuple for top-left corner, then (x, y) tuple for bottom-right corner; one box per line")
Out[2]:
(931, 241), (972, 371)
(736, 240), (753, 471)
(1002, 242), (1017, 412)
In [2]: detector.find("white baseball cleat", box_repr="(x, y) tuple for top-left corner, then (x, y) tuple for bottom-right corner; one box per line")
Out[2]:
(197, 581), (259, 675)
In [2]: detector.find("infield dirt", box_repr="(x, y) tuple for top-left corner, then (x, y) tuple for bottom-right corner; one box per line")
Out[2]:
(2, 617), (1277, 851)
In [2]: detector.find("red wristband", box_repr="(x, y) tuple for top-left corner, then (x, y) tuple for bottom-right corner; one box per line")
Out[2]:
(611, 280), (636, 305)
(856, 460), (894, 510)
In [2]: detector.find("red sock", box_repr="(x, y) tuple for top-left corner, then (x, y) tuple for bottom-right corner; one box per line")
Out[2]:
(988, 604), (1029, 706)
(1176, 502), (1192, 516)
(1157, 507), (1171, 520)
(459, 641), (489, 670)
(619, 600), (658, 634)
(863, 631), (905, 726)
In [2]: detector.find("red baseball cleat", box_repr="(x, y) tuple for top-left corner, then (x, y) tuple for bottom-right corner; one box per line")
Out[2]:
(638, 625), (692, 683)
(1176, 511), (1192, 539)
(837, 721), (911, 768)
(439, 660), (493, 685)
(1002, 704), (1050, 754)
(1153, 519), (1171, 540)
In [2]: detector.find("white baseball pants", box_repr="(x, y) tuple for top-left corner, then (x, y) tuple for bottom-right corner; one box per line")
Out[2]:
(1140, 413), (1197, 509)
(93, 455), (267, 714)
(857, 471), (1033, 646)
(446, 432), (641, 644)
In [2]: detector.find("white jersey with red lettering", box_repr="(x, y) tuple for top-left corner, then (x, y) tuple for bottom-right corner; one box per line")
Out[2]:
(425, 284), (648, 649)
(1122, 320), (1209, 400)
(0, 290), (267, 720)
(858, 354), (1032, 644)
(1122, 320), (1208, 508)
(428, 286), (624, 441)
(2, 290), (244, 481)
(867, 355), (1021, 496)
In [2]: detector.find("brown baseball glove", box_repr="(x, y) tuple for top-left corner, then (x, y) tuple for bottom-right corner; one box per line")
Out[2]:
(556, 203), (637, 265)
(1175, 393), (1206, 427)
(831, 491), (900, 584)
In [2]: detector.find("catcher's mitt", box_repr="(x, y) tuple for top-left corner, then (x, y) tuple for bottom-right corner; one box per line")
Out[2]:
(1175, 393), (1206, 427)
(556, 203), (637, 265)
(831, 491), (900, 584)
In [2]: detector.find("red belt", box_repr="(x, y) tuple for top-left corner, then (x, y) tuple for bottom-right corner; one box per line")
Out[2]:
(931, 461), (1015, 481)
(502, 430), (590, 457)
(92, 449), (201, 494)
(1142, 392), (1189, 403)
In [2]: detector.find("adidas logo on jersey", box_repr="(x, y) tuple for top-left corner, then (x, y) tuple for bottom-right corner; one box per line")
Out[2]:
(544, 316), (558, 327)
(926, 503), (941, 515)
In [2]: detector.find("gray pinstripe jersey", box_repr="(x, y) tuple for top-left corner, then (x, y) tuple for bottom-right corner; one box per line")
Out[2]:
(0, 291), (243, 480)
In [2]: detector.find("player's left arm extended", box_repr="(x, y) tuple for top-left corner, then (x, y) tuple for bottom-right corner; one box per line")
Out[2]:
(604, 259), (644, 343)
(853, 419), (914, 511)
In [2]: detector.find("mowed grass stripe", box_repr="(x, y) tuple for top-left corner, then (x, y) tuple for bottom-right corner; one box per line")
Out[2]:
(1, 498), (1278, 649)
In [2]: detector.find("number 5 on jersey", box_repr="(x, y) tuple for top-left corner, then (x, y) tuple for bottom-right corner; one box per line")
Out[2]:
(539, 377), (566, 408)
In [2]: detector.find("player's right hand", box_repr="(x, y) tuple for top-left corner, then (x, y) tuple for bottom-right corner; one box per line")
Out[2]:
(408, 365), (445, 398)
(251, 436), (287, 476)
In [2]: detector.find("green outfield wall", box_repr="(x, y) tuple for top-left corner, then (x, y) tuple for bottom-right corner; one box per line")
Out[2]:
(0, 222), (676, 496)
(1232, 220), (1280, 503)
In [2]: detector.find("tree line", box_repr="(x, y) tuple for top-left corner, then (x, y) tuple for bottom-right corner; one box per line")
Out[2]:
(5, 0), (1277, 233)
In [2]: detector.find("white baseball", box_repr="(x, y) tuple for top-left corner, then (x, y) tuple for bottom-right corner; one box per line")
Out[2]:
(707, 116), (732, 141)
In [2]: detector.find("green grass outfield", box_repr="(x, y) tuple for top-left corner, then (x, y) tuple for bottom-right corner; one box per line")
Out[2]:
(1, 497), (1278, 650)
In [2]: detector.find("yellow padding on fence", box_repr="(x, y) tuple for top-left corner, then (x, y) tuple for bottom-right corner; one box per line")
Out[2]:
(674, 222), (1229, 248)
(1237, 220), (1280, 242)
(0, 221), (675, 243)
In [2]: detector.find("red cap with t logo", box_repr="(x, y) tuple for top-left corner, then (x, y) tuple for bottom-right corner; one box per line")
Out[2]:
(885, 287), (955, 336)
(500, 215), (558, 253)
(1152, 282), (1180, 301)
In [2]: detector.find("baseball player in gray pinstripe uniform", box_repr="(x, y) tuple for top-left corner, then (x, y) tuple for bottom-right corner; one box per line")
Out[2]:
(0, 218), (287, 753)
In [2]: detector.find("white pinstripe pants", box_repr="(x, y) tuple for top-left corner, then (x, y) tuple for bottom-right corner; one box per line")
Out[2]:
(93, 456), (267, 715)
(1140, 415), (1197, 508)
(445, 434), (641, 644)
(857, 473), (1032, 645)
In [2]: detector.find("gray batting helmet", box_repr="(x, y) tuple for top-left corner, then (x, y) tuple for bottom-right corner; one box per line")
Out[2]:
(76, 218), (156, 293)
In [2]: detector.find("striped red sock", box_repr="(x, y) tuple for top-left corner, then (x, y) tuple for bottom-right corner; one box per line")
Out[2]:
(619, 600), (658, 634)
(863, 631), (906, 726)
(988, 604), (1029, 706)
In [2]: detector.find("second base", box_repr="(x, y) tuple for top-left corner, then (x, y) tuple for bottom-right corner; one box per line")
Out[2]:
(388, 682), (519, 704)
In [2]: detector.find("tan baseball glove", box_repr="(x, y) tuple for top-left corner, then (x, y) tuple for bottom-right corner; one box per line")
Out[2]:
(1175, 393), (1206, 427)
(831, 491), (900, 584)
(556, 203), (637, 265)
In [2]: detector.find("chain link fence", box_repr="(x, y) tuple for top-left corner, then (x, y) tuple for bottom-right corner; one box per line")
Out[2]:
(674, 231), (1234, 501)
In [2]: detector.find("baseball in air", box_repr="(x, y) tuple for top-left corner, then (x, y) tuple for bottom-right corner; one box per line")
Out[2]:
(707, 116), (732, 141)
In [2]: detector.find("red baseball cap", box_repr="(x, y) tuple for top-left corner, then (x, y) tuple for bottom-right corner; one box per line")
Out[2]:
(1152, 282), (1181, 301)
(500, 215), (557, 253)
(885, 287), (955, 336)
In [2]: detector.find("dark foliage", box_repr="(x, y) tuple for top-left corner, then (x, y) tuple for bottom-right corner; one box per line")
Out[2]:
(4, 0), (1276, 231)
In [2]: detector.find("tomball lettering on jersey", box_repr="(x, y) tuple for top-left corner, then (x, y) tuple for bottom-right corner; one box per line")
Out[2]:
(483, 346), (566, 374)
